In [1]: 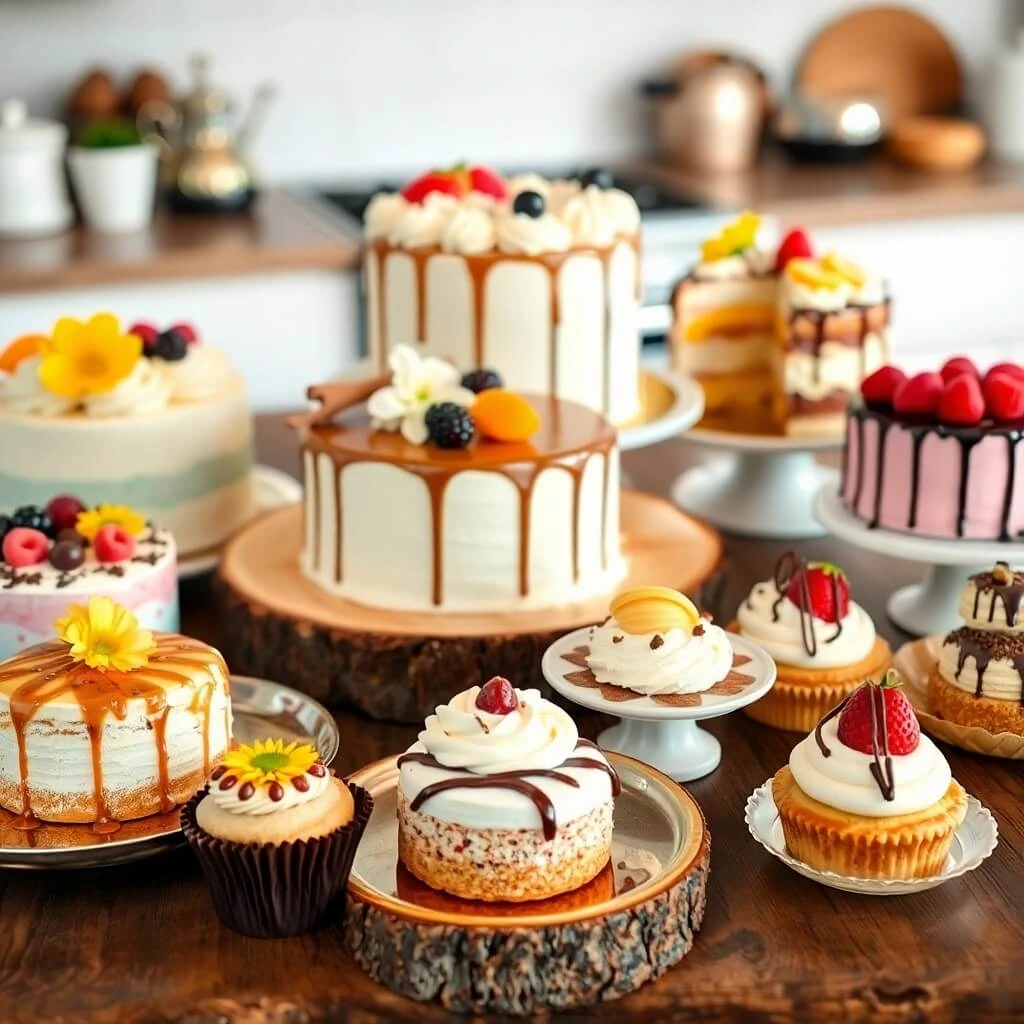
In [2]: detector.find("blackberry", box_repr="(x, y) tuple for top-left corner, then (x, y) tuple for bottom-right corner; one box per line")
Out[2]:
(461, 368), (503, 394)
(12, 505), (53, 538)
(512, 190), (545, 218)
(154, 328), (188, 362)
(0, 514), (11, 545)
(425, 402), (475, 449)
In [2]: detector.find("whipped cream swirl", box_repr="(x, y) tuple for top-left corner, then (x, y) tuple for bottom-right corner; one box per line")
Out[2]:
(160, 345), (235, 401)
(959, 574), (1024, 633)
(387, 192), (457, 248)
(0, 356), (76, 416)
(203, 765), (331, 816)
(82, 358), (173, 417)
(738, 579), (876, 669)
(562, 185), (619, 247)
(938, 634), (1024, 702)
(587, 616), (732, 696)
(495, 210), (572, 255)
(790, 716), (951, 817)
(364, 192), (411, 240)
(419, 685), (578, 774)
(693, 249), (773, 281)
(441, 204), (497, 255)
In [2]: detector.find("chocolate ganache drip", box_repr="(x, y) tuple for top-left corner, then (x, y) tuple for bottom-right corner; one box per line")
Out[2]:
(971, 562), (1024, 627)
(813, 685), (895, 802)
(770, 551), (845, 657)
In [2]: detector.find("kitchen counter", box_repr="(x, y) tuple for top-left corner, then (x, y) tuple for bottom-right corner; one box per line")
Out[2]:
(0, 189), (360, 295)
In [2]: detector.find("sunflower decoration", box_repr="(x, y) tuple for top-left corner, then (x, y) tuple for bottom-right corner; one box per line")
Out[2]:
(38, 313), (142, 399)
(218, 739), (321, 788)
(54, 595), (156, 673)
(74, 504), (147, 543)
(701, 210), (761, 263)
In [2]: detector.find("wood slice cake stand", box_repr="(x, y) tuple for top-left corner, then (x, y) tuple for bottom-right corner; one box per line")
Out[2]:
(342, 752), (710, 1014)
(217, 491), (722, 722)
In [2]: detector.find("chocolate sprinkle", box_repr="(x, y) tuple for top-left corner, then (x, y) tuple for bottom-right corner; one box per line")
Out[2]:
(650, 634), (664, 650)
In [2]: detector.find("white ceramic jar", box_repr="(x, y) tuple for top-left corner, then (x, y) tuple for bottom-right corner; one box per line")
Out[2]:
(68, 141), (159, 234)
(0, 99), (73, 237)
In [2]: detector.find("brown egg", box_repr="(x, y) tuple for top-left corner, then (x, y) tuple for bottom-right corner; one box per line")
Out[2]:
(124, 69), (172, 115)
(67, 69), (120, 119)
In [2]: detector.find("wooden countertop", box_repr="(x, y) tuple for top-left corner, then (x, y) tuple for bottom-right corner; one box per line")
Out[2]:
(0, 189), (360, 295)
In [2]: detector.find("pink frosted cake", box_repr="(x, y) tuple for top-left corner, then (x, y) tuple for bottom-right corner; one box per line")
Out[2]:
(841, 357), (1024, 539)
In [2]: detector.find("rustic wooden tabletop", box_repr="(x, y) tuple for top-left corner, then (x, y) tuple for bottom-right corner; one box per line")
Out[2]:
(1, 419), (1021, 1024)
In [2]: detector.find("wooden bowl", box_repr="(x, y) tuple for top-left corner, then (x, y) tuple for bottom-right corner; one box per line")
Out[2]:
(888, 116), (986, 171)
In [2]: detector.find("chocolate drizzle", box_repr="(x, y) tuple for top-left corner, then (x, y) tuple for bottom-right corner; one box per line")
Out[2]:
(813, 688), (895, 802)
(946, 626), (1024, 703)
(771, 552), (845, 656)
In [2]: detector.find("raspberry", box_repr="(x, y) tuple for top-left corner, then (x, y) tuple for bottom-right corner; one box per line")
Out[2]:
(475, 676), (519, 715)
(460, 368), (503, 394)
(2, 528), (48, 568)
(94, 524), (136, 564)
(425, 402), (474, 449)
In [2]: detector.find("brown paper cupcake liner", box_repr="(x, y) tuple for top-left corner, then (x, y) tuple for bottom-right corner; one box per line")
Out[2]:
(181, 781), (373, 938)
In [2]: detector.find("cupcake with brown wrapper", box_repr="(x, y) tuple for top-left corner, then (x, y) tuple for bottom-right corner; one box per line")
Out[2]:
(181, 738), (372, 937)
(730, 552), (891, 731)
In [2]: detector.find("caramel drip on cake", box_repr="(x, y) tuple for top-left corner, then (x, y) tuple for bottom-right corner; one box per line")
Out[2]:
(0, 637), (228, 832)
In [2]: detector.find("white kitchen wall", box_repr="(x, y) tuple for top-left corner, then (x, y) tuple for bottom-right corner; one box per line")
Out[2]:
(0, 0), (1009, 183)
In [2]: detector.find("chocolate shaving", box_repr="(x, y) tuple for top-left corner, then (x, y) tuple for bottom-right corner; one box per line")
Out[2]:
(650, 634), (664, 650)
(612, 635), (624, 644)
(692, 623), (705, 637)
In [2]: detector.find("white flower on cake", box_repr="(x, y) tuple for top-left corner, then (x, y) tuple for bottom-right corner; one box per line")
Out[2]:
(367, 344), (474, 445)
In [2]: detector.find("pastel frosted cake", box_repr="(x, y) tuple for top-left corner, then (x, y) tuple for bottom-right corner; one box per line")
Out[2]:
(363, 165), (642, 423)
(842, 357), (1024, 540)
(0, 495), (178, 660)
(0, 314), (254, 556)
(671, 214), (889, 436)
(0, 596), (231, 830)
(397, 676), (619, 902)
(292, 345), (622, 613)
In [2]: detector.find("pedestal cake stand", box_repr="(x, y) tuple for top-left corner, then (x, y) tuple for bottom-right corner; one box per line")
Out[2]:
(814, 485), (1024, 636)
(618, 368), (704, 451)
(673, 428), (840, 538)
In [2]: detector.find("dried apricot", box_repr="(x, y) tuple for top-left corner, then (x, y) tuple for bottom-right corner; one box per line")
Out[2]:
(472, 389), (540, 443)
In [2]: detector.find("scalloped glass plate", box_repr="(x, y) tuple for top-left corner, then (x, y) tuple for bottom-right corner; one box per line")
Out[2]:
(744, 780), (998, 895)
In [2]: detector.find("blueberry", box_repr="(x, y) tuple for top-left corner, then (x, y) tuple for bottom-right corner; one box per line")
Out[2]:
(154, 328), (188, 362)
(461, 368), (503, 394)
(49, 539), (85, 572)
(425, 402), (475, 449)
(579, 167), (615, 189)
(12, 505), (53, 538)
(513, 190), (545, 218)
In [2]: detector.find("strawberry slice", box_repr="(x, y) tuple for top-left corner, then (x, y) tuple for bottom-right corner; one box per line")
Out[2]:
(939, 355), (979, 384)
(937, 374), (985, 426)
(860, 365), (906, 406)
(837, 672), (920, 755)
(774, 228), (813, 271)
(469, 165), (507, 199)
(892, 372), (943, 416)
(786, 561), (849, 623)
(401, 164), (473, 204)
(984, 370), (1024, 423)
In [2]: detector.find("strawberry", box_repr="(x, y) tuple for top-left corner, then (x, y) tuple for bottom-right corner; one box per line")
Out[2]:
(469, 165), (507, 199)
(860, 365), (906, 406)
(937, 374), (985, 426)
(983, 370), (1024, 423)
(774, 228), (813, 271)
(475, 676), (519, 715)
(786, 561), (849, 623)
(984, 362), (1024, 386)
(892, 371), (943, 416)
(401, 164), (473, 204)
(836, 672), (920, 755)
(939, 355), (979, 384)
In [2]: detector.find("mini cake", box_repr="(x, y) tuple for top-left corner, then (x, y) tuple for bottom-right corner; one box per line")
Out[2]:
(773, 673), (968, 879)
(928, 563), (1024, 733)
(182, 738), (372, 937)
(291, 345), (622, 612)
(0, 596), (230, 830)
(0, 496), (178, 660)
(397, 676), (619, 902)
(671, 214), (889, 436)
(841, 357), (1024, 539)
(0, 314), (254, 556)
(734, 553), (891, 731)
(363, 165), (642, 423)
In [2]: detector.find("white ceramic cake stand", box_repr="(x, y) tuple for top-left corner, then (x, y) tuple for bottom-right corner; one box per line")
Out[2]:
(542, 630), (776, 782)
(814, 485), (1024, 636)
(618, 368), (704, 452)
(672, 429), (840, 538)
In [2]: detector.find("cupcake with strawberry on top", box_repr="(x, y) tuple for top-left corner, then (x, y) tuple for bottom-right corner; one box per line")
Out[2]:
(732, 552), (891, 731)
(773, 672), (967, 879)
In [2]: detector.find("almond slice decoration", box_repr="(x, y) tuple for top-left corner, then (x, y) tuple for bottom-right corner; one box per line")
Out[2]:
(287, 374), (391, 432)
(610, 586), (701, 635)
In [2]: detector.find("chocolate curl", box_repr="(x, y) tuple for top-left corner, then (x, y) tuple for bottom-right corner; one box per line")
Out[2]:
(287, 374), (390, 432)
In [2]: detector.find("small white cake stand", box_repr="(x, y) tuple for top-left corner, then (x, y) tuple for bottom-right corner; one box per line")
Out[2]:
(672, 429), (840, 538)
(542, 629), (776, 782)
(618, 368), (704, 452)
(814, 485), (1024, 637)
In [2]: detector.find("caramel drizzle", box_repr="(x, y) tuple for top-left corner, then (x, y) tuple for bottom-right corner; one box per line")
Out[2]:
(813, 689), (895, 802)
(0, 637), (228, 833)
(770, 551), (844, 658)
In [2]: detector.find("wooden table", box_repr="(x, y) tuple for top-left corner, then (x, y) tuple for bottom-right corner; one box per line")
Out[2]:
(1, 420), (1022, 1024)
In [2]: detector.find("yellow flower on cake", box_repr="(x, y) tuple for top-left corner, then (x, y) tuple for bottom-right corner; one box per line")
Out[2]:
(219, 739), (320, 787)
(54, 596), (156, 673)
(38, 313), (142, 399)
(74, 504), (147, 542)
(701, 210), (761, 263)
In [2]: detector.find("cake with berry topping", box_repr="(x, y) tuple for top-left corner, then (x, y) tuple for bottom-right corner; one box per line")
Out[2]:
(291, 345), (622, 613)
(0, 496), (178, 660)
(396, 677), (619, 902)
(732, 553), (891, 731)
(671, 214), (889, 436)
(929, 563), (1024, 734)
(0, 596), (230, 829)
(841, 357), (1024, 540)
(363, 165), (642, 424)
(0, 313), (254, 556)
(772, 673), (968, 879)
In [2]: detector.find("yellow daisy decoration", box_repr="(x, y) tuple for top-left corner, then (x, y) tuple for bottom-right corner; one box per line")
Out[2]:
(219, 739), (320, 786)
(701, 210), (762, 263)
(54, 596), (156, 673)
(38, 313), (142, 399)
(74, 504), (147, 542)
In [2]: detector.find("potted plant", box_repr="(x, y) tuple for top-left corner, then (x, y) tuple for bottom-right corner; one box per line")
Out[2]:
(67, 118), (159, 233)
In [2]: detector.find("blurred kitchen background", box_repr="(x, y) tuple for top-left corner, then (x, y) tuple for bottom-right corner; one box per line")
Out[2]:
(2, 0), (1024, 410)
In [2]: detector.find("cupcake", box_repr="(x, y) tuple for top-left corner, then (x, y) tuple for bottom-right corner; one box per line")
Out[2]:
(928, 563), (1024, 734)
(182, 738), (372, 937)
(397, 676), (620, 902)
(733, 553), (891, 731)
(773, 672), (968, 880)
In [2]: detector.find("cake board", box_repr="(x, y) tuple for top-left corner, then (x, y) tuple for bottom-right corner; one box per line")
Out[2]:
(217, 492), (722, 723)
(814, 485), (1024, 636)
(673, 427), (840, 538)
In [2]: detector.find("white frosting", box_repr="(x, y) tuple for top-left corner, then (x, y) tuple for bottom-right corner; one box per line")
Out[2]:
(0, 356), (75, 416)
(783, 334), (887, 401)
(495, 210), (572, 255)
(789, 717), (951, 817)
(387, 192), (458, 248)
(82, 358), (173, 418)
(959, 576), (1024, 633)
(586, 616), (733, 695)
(692, 249), (773, 281)
(203, 765), (330, 816)
(602, 188), (642, 234)
(441, 204), (497, 255)
(784, 274), (854, 312)
(419, 685), (578, 774)
(364, 192), (411, 240)
(161, 345), (234, 402)
(938, 638), (1024, 702)
(851, 271), (887, 307)
(737, 579), (876, 668)
(561, 185), (618, 247)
